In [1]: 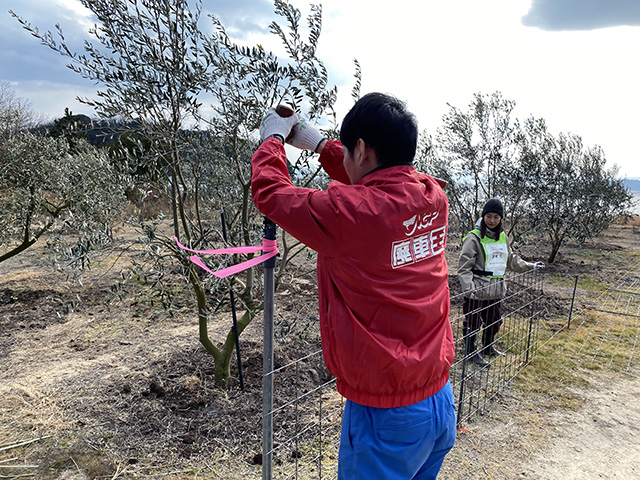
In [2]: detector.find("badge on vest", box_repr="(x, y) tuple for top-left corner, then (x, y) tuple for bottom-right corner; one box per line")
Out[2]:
(483, 242), (507, 276)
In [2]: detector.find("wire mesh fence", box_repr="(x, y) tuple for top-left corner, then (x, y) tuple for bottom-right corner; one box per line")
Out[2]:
(450, 269), (545, 426)
(555, 259), (640, 374)
(260, 268), (545, 479)
(265, 350), (341, 480)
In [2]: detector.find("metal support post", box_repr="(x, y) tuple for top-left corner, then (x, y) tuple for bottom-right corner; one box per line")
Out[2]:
(568, 276), (578, 329)
(262, 217), (277, 480)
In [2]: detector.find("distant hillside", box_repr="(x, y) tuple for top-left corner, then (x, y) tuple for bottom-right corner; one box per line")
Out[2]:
(623, 178), (640, 192)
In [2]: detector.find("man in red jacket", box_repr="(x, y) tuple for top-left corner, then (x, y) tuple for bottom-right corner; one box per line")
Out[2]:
(252, 93), (456, 479)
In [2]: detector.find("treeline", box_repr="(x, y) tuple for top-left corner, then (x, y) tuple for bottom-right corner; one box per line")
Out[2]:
(415, 92), (633, 262)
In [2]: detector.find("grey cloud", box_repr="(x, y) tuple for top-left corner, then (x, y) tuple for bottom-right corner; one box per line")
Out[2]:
(522, 0), (640, 31)
(2, 3), (90, 85)
(2, 0), (281, 118)
(2, 0), (277, 85)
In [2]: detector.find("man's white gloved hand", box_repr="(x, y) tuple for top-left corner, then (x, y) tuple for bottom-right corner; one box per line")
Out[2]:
(533, 261), (545, 270)
(287, 118), (325, 152)
(259, 108), (299, 143)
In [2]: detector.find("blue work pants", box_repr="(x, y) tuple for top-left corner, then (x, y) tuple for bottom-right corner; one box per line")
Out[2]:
(338, 381), (456, 480)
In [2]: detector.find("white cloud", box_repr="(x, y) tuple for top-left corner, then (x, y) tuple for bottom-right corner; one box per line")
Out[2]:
(312, 0), (640, 177)
(10, 79), (96, 122)
(55, 0), (93, 20)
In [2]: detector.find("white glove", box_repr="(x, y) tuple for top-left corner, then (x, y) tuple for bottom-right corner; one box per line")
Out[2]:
(259, 108), (299, 142)
(533, 261), (545, 270)
(287, 118), (325, 152)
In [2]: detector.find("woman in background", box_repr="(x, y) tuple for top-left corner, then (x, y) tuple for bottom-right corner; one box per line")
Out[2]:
(457, 198), (544, 366)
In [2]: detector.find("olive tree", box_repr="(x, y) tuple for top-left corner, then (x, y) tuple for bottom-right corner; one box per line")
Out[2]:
(0, 132), (125, 264)
(12, 0), (342, 385)
(518, 118), (632, 263)
(417, 91), (632, 260)
(418, 91), (527, 238)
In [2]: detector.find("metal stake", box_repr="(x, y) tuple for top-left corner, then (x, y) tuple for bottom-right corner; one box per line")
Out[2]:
(568, 275), (578, 329)
(262, 217), (276, 480)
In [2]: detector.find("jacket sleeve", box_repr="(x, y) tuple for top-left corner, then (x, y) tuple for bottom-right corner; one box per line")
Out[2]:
(318, 139), (351, 184)
(507, 239), (534, 273)
(457, 234), (481, 295)
(250, 137), (342, 254)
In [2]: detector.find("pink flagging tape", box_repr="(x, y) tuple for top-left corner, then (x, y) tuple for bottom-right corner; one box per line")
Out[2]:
(174, 236), (278, 279)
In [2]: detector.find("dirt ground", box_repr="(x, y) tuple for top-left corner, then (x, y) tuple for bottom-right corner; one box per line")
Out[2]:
(439, 367), (640, 479)
(522, 369), (640, 479)
(1, 219), (639, 479)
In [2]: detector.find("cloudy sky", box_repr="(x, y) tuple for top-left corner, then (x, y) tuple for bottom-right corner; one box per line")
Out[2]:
(2, 0), (639, 178)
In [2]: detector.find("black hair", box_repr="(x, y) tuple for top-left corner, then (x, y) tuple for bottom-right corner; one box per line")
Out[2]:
(339, 92), (418, 167)
(479, 218), (503, 238)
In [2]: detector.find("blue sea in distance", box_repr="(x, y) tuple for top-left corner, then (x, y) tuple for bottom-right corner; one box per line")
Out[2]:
(631, 191), (640, 215)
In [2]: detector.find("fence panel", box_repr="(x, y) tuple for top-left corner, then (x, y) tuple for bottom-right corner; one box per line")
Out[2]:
(560, 263), (640, 372)
(262, 268), (545, 478)
(265, 350), (341, 479)
(450, 269), (545, 426)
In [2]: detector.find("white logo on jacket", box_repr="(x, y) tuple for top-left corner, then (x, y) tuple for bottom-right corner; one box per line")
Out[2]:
(393, 211), (446, 268)
(403, 211), (440, 236)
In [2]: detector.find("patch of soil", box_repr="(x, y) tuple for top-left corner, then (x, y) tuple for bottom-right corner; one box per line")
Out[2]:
(437, 367), (640, 479)
(522, 369), (640, 479)
(0, 288), (71, 330)
(0, 227), (326, 479)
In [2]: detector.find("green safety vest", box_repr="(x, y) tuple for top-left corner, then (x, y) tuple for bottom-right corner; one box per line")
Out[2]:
(464, 229), (508, 278)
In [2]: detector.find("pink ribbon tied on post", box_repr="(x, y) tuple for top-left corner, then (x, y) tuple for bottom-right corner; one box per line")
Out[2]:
(174, 236), (278, 278)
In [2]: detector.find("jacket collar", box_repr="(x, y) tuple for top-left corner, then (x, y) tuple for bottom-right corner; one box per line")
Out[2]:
(357, 164), (437, 187)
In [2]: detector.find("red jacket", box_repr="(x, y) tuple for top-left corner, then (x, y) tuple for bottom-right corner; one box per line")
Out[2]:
(251, 138), (454, 408)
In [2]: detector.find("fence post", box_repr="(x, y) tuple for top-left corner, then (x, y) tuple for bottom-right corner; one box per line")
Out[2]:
(525, 270), (535, 363)
(456, 352), (468, 426)
(567, 275), (578, 329)
(262, 217), (277, 480)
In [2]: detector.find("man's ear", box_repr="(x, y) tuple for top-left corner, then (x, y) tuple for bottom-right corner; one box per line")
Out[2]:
(354, 138), (366, 165)
(356, 138), (378, 167)
(357, 139), (379, 168)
